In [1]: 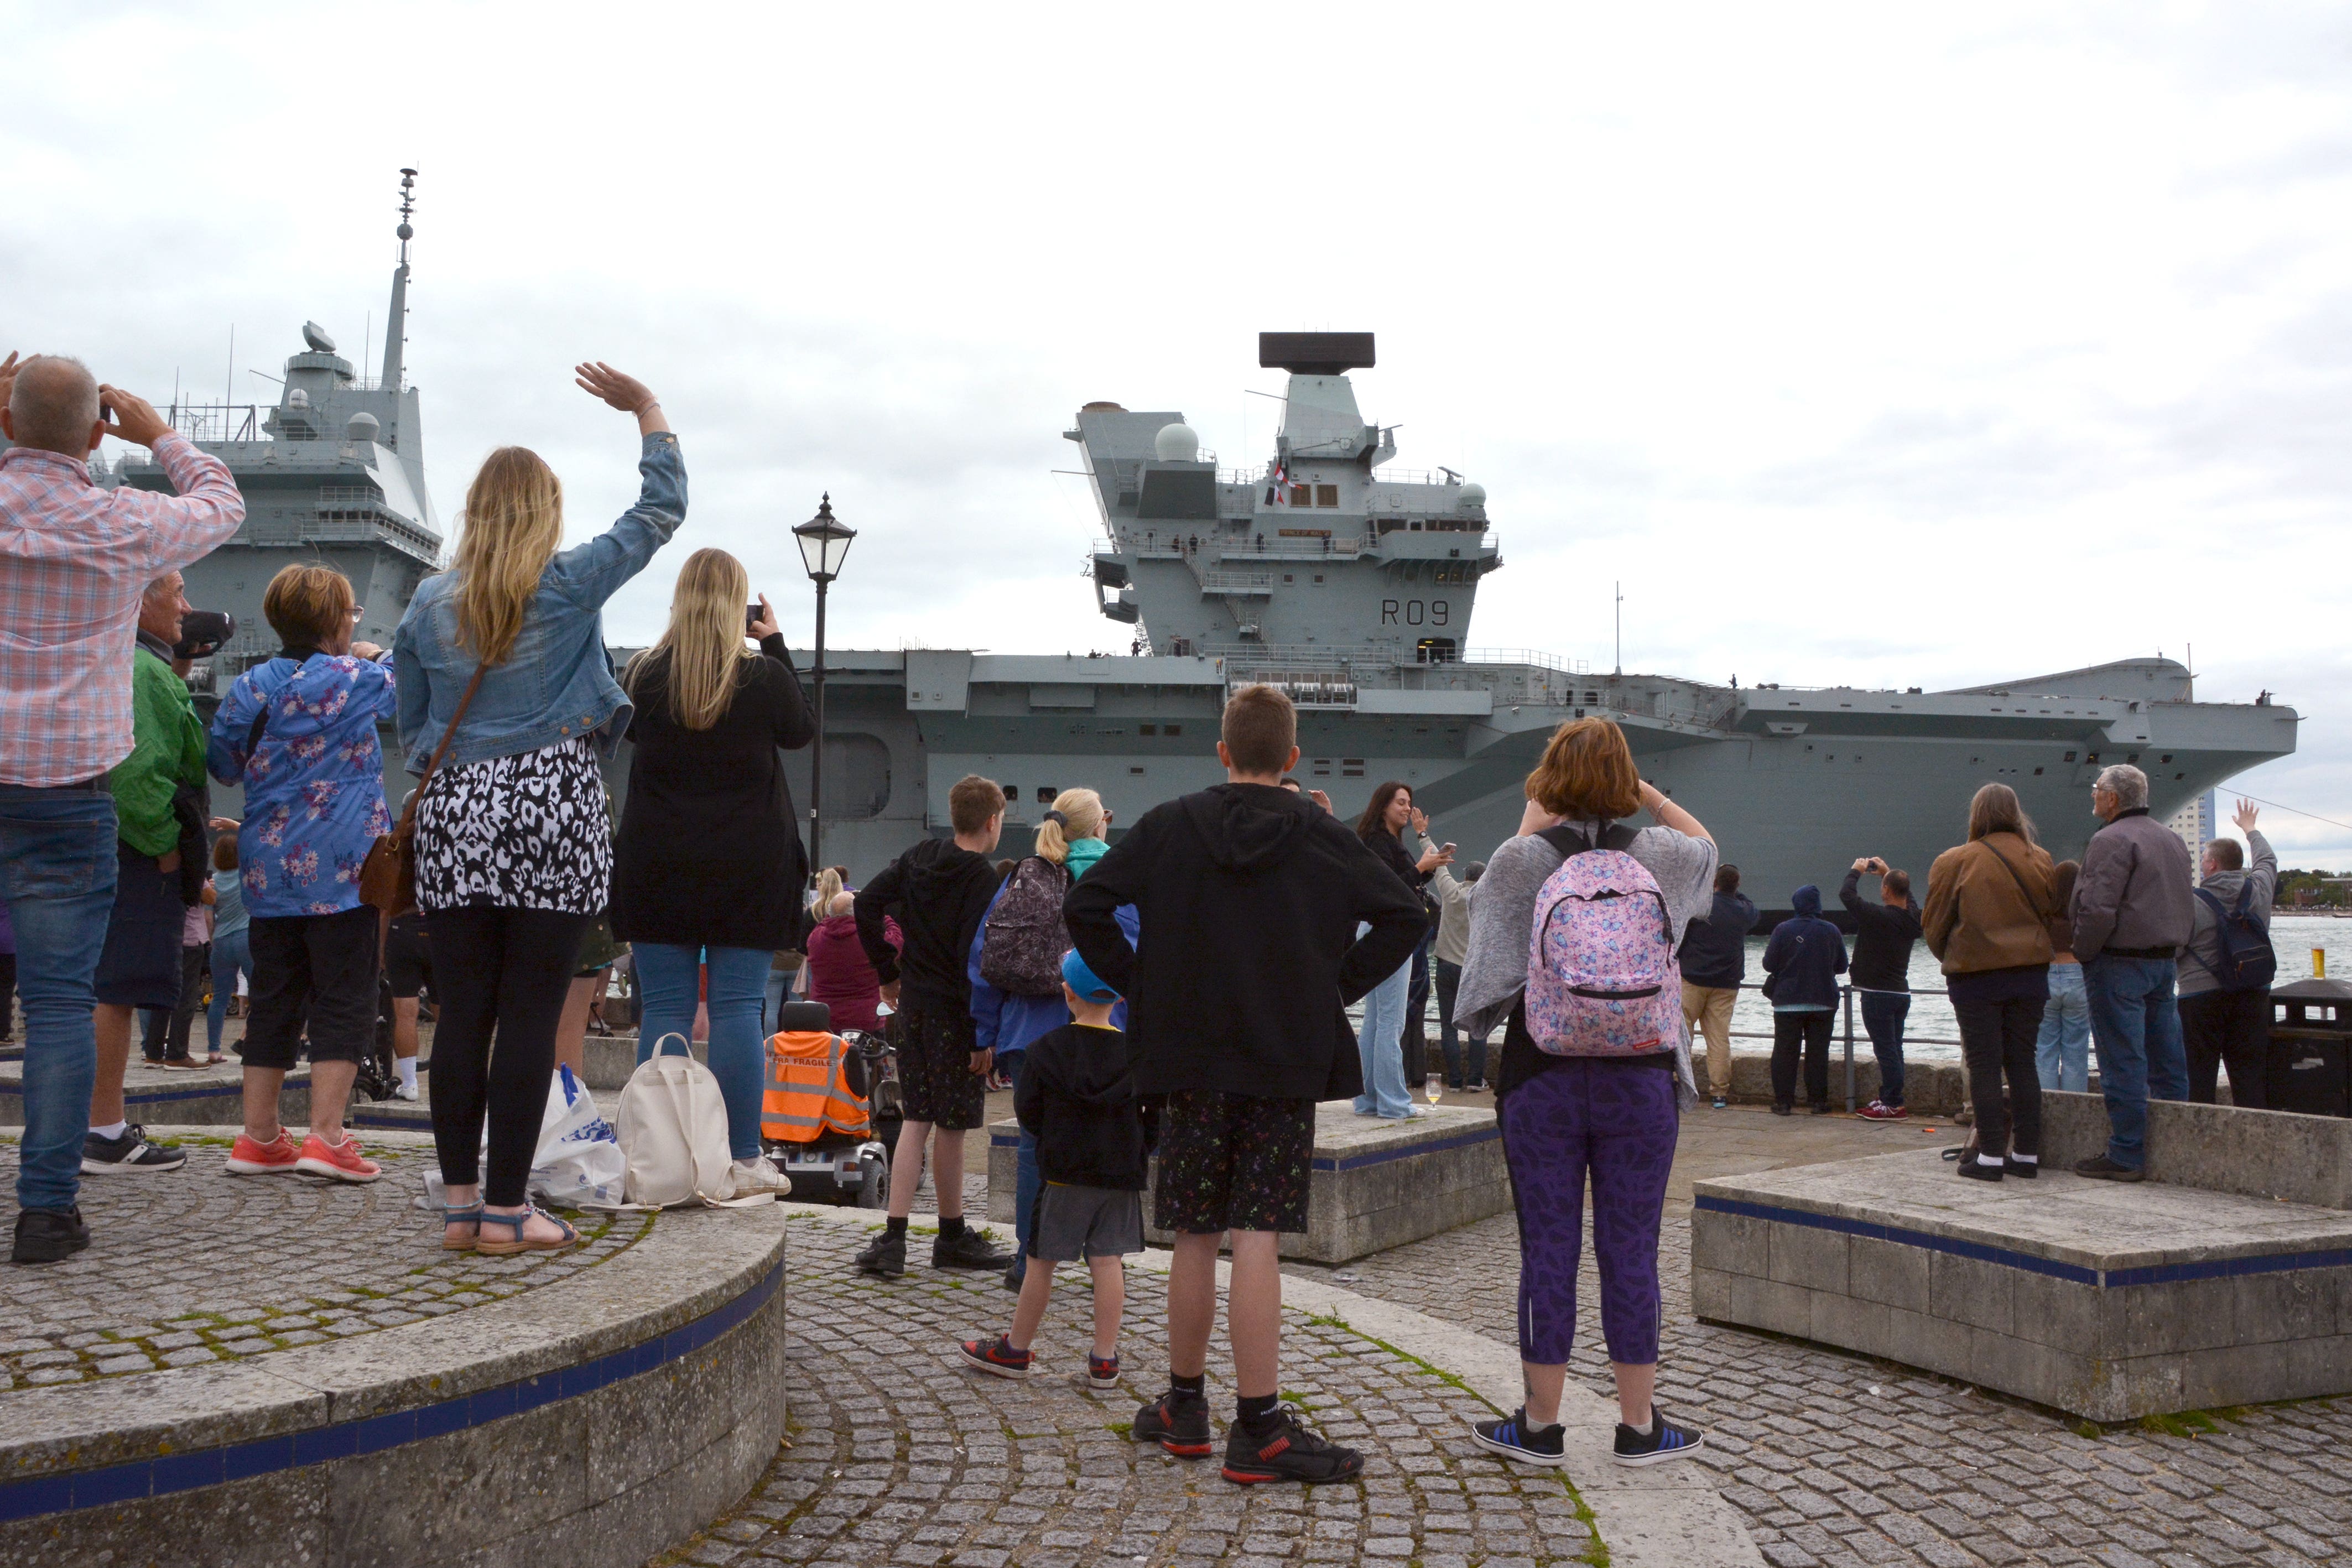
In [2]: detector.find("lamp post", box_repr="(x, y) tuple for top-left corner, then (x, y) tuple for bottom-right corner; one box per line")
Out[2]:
(793, 493), (856, 880)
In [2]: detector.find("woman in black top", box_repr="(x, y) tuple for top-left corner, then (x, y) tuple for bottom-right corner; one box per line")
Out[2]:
(1350, 782), (1450, 1118)
(612, 549), (814, 1194)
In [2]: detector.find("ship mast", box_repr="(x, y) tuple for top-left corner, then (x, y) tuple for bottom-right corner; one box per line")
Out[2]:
(380, 168), (417, 393)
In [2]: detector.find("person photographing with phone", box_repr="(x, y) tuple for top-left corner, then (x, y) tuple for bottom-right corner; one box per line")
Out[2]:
(0, 353), (244, 1262)
(1841, 854), (1922, 1119)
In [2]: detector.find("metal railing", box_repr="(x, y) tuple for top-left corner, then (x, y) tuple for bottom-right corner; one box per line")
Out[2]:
(1197, 571), (1274, 596)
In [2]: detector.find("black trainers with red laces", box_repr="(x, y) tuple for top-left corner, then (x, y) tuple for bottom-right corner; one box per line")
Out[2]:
(1220, 1410), (1365, 1486)
(1131, 1390), (1213, 1457)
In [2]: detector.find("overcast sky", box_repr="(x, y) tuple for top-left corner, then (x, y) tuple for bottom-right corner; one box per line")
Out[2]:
(8, 3), (2348, 862)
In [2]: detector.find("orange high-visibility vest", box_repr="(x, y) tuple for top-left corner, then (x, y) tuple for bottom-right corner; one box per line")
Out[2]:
(761, 1030), (871, 1144)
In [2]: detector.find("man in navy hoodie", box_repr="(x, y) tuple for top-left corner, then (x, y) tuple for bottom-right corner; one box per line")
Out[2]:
(1067, 684), (1423, 1486)
(1761, 885), (1848, 1114)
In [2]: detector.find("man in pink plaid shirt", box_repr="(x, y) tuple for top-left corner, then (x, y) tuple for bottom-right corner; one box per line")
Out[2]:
(0, 352), (243, 1263)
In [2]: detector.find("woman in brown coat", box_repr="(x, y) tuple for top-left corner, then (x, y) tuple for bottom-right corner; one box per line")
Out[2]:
(1923, 783), (2056, 1182)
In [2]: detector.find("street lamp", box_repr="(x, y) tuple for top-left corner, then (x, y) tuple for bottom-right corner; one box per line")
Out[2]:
(792, 493), (856, 880)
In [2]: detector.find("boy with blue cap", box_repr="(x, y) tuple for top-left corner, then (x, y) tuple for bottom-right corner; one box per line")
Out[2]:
(959, 947), (1151, 1388)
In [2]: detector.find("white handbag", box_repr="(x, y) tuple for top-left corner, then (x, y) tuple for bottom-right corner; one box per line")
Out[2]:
(613, 1034), (761, 1208)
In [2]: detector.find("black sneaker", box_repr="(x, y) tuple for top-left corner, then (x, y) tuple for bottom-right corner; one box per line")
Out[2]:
(1469, 1406), (1568, 1467)
(957, 1335), (1031, 1379)
(932, 1226), (1014, 1270)
(82, 1124), (187, 1175)
(1770, 1102), (1793, 1117)
(1221, 1410), (1364, 1486)
(1612, 1406), (1704, 1467)
(1957, 1158), (2004, 1182)
(2075, 1154), (2145, 1183)
(1132, 1390), (1214, 1457)
(1809, 1102), (1835, 1115)
(11, 1207), (90, 1264)
(855, 1230), (907, 1278)
(2005, 1157), (2041, 1180)
(1087, 1353), (1121, 1391)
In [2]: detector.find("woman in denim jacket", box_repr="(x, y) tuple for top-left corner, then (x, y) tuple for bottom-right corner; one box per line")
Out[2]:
(393, 363), (682, 1255)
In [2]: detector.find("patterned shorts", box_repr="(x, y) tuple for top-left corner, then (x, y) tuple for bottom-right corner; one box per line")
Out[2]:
(897, 999), (987, 1132)
(1152, 1091), (1315, 1236)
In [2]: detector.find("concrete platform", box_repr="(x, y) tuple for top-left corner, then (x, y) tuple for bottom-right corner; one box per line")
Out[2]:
(990, 1098), (1508, 1263)
(1691, 1092), (2352, 1420)
(0, 1056), (312, 1130)
(0, 1129), (788, 1567)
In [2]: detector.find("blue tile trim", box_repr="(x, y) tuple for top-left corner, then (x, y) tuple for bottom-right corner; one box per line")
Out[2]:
(1311, 1124), (1500, 1173)
(1695, 1195), (2352, 1289)
(0, 1257), (782, 1524)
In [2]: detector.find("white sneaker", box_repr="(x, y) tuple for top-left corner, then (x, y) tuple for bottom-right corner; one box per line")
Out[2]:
(393, 1081), (419, 1102)
(731, 1155), (793, 1197)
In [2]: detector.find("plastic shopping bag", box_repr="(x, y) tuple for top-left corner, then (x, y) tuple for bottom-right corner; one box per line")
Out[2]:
(530, 1065), (628, 1208)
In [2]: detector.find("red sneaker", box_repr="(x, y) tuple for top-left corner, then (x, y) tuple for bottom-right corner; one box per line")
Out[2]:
(225, 1128), (302, 1175)
(1856, 1101), (1909, 1121)
(294, 1132), (382, 1183)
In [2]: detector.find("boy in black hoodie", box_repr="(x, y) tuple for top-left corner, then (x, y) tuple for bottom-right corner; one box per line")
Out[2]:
(958, 948), (1147, 1388)
(852, 775), (1017, 1277)
(1066, 684), (1425, 1486)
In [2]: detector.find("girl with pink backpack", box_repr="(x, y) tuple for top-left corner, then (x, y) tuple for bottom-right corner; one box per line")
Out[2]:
(1453, 718), (1719, 1472)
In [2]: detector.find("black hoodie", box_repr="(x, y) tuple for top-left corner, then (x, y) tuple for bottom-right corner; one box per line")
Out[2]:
(1064, 782), (1427, 1100)
(1015, 1022), (1155, 1188)
(854, 836), (1002, 1014)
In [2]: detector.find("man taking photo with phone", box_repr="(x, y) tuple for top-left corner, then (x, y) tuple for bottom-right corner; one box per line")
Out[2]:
(0, 352), (244, 1263)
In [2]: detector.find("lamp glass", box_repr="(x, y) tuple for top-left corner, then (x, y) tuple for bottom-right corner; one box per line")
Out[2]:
(793, 501), (856, 582)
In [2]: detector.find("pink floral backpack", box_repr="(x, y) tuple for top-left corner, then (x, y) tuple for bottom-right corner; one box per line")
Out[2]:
(1522, 823), (1683, 1056)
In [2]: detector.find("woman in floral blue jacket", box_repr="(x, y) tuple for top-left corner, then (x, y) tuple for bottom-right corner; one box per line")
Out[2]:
(207, 564), (397, 1185)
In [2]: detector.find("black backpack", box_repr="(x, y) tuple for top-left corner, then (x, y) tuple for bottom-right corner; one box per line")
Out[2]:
(2193, 882), (2276, 993)
(979, 857), (1075, 997)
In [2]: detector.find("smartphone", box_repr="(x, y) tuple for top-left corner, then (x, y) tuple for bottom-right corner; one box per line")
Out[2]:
(1442, 842), (1458, 855)
(746, 602), (762, 635)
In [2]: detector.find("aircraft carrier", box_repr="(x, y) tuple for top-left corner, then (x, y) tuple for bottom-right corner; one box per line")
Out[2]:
(97, 181), (2298, 915)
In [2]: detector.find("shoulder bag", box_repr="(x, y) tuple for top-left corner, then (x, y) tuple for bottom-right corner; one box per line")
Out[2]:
(360, 664), (488, 918)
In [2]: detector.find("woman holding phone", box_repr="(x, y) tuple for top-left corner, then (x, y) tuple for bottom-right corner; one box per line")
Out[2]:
(611, 548), (814, 1194)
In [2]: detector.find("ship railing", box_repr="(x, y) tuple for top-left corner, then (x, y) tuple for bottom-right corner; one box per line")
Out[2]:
(1197, 571), (1275, 596)
(162, 402), (266, 444)
(1458, 648), (1592, 674)
(1362, 468), (1460, 488)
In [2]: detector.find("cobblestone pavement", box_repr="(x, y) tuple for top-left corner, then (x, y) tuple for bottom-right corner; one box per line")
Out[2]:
(1285, 1106), (2352, 1568)
(662, 1217), (1603, 1568)
(0, 1134), (646, 1388)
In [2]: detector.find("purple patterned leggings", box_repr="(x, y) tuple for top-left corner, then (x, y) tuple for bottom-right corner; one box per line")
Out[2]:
(1500, 1059), (1679, 1366)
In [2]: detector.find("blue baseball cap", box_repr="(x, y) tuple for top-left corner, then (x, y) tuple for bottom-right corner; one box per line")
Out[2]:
(1061, 947), (1119, 1002)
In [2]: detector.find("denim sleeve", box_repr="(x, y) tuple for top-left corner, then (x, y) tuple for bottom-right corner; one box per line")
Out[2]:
(553, 433), (688, 610)
(392, 607), (430, 759)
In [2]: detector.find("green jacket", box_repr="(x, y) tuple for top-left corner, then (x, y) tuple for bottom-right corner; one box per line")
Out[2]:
(111, 641), (206, 857)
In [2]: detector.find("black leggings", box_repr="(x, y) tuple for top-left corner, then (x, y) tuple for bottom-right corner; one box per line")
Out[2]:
(1954, 995), (2043, 1158)
(425, 906), (592, 1206)
(1771, 1010), (1834, 1107)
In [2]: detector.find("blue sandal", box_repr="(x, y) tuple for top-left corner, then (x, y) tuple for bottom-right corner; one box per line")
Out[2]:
(475, 1205), (580, 1256)
(440, 1202), (483, 1253)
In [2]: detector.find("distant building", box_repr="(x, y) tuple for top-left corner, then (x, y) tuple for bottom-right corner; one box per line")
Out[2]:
(2169, 789), (2217, 882)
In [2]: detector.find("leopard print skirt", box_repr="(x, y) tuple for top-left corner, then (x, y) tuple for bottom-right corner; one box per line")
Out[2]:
(413, 737), (611, 915)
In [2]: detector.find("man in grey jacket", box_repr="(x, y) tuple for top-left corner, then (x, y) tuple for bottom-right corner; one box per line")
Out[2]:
(2178, 800), (2276, 1108)
(2069, 764), (2194, 1180)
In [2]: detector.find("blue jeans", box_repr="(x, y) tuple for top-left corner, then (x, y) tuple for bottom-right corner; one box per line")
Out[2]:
(2082, 955), (2189, 1170)
(2036, 961), (2091, 1092)
(1352, 930), (1414, 1118)
(0, 785), (120, 1213)
(1857, 990), (1911, 1107)
(763, 966), (790, 1036)
(1008, 1051), (1043, 1282)
(207, 928), (253, 1057)
(634, 943), (770, 1160)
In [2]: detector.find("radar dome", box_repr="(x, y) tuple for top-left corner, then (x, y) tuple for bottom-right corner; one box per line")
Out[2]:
(286, 388), (311, 409)
(301, 321), (337, 354)
(345, 411), (381, 445)
(1154, 421), (1200, 462)
(1458, 482), (1487, 507)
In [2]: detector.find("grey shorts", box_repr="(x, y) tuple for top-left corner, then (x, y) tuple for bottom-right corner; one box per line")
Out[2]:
(1027, 1182), (1144, 1263)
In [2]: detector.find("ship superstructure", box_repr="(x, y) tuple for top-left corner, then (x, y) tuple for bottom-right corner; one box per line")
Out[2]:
(110, 169), (442, 695)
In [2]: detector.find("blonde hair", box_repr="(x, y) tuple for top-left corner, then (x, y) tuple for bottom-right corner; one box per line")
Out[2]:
(1524, 717), (1642, 820)
(262, 564), (354, 647)
(1034, 788), (1106, 863)
(811, 866), (845, 913)
(451, 447), (564, 666)
(628, 549), (754, 732)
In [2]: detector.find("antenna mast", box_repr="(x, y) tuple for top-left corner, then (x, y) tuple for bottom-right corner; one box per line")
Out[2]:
(380, 168), (418, 395)
(1614, 581), (1623, 676)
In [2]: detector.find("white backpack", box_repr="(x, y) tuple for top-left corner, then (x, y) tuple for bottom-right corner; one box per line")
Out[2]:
(615, 1034), (757, 1208)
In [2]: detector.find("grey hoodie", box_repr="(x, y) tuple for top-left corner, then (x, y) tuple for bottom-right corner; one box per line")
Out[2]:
(2177, 829), (2277, 997)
